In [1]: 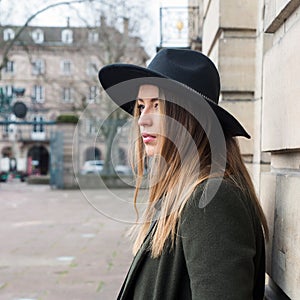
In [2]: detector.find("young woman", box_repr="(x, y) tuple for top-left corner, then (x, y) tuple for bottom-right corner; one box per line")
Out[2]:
(99, 48), (268, 300)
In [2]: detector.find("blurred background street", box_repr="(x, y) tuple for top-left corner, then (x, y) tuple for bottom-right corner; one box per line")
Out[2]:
(0, 180), (135, 300)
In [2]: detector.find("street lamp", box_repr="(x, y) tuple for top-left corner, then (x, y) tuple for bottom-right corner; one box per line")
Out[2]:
(176, 19), (184, 38)
(158, 5), (200, 51)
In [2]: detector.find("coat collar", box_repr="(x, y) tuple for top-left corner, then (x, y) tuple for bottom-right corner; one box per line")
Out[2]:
(117, 215), (159, 299)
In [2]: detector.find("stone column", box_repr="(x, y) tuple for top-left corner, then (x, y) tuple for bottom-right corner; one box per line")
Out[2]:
(55, 117), (79, 189)
(202, 0), (259, 179)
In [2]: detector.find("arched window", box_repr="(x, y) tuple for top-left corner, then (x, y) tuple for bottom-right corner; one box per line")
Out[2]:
(32, 29), (44, 43)
(85, 147), (101, 161)
(61, 29), (73, 44)
(3, 28), (15, 41)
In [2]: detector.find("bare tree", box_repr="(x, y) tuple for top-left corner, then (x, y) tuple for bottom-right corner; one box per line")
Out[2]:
(73, 7), (149, 175)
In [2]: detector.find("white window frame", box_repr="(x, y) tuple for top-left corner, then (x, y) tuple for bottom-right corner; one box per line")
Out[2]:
(61, 29), (73, 44)
(88, 86), (97, 103)
(3, 28), (15, 41)
(61, 60), (71, 75)
(62, 87), (73, 102)
(86, 119), (98, 135)
(4, 85), (13, 97)
(4, 61), (14, 73)
(88, 31), (99, 43)
(32, 59), (45, 75)
(32, 85), (45, 103)
(87, 62), (98, 77)
(32, 29), (44, 43)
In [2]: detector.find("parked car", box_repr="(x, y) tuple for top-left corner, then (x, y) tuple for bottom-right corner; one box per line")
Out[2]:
(115, 165), (133, 175)
(80, 160), (104, 174)
(0, 171), (8, 182)
(80, 160), (133, 176)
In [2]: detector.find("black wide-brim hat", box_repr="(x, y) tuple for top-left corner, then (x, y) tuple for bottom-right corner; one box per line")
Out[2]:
(98, 48), (250, 138)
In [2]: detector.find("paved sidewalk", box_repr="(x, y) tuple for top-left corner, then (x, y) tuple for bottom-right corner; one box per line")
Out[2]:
(0, 180), (137, 300)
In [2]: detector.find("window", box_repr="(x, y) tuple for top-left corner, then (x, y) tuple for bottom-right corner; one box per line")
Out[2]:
(31, 115), (46, 140)
(4, 61), (14, 73)
(88, 31), (99, 43)
(86, 119), (98, 135)
(32, 85), (44, 103)
(62, 87), (72, 102)
(88, 86), (97, 103)
(32, 59), (45, 75)
(61, 29), (73, 44)
(61, 60), (71, 75)
(32, 29), (44, 43)
(3, 28), (15, 41)
(32, 116), (44, 133)
(3, 115), (9, 136)
(87, 62), (98, 76)
(4, 85), (13, 97)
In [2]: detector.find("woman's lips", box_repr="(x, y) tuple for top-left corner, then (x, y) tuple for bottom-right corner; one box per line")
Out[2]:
(142, 133), (157, 143)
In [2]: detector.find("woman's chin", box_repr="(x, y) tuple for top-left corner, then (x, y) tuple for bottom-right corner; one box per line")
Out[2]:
(144, 145), (157, 157)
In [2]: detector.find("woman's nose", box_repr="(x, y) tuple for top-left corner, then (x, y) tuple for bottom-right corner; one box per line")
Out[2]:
(138, 112), (153, 127)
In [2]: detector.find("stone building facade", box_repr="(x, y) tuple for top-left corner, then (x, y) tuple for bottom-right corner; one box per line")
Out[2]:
(189, 0), (300, 298)
(0, 20), (148, 177)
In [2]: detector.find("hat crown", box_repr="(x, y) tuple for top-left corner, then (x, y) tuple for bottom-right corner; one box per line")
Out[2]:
(147, 49), (220, 103)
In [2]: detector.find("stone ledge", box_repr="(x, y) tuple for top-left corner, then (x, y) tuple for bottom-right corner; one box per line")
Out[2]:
(264, 0), (300, 33)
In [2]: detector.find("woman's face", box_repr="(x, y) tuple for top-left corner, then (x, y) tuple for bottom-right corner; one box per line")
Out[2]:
(137, 85), (162, 157)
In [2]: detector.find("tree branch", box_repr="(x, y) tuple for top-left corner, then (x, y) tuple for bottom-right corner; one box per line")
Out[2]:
(0, 0), (95, 72)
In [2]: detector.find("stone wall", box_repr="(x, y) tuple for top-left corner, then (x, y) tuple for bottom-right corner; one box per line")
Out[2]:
(200, 0), (300, 298)
(259, 0), (300, 298)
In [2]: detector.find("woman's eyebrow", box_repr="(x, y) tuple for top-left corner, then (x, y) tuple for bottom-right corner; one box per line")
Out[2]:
(136, 97), (160, 102)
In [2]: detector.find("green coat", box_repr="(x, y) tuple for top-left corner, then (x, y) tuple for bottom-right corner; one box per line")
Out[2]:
(117, 179), (265, 300)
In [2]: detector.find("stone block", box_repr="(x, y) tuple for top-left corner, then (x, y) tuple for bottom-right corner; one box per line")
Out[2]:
(269, 174), (300, 299)
(271, 151), (300, 169)
(262, 17), (300, 151)
(219, 34), (256, 92)
(260, 172), (277, 275)
(220, 0), (258, 29)
(203, 0), (210, 15)
(208, 39), (220, 69)
(202, 0), (220, 54)
(220, 100), (254, 155)
(261, 172), (300, 299)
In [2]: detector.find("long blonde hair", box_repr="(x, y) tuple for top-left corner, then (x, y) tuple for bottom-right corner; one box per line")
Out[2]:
(130, 92), (268, 258)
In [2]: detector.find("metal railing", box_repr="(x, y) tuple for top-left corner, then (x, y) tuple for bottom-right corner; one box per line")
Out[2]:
(0, 121), (56, 142)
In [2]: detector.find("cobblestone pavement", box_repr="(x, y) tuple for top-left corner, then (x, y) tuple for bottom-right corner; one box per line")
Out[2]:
(0, 180), (137, 300)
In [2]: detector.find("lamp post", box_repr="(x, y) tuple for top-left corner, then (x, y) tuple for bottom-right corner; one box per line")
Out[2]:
(0, 87), (28, 181)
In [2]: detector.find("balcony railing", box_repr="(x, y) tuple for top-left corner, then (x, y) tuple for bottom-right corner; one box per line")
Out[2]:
(1, 122), (55, 142)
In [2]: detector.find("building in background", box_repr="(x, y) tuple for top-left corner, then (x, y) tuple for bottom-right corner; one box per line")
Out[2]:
(0, 19), (148, 178)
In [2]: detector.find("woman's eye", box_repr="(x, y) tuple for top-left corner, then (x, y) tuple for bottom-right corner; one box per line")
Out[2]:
(154, 102), (159, 109)
(137, 104), (145, 112)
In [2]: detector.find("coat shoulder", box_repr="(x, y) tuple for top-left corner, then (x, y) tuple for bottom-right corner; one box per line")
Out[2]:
(180, 177), (258, 240)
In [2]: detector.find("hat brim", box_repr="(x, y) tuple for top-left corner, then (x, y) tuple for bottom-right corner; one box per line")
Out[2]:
(98, 64), (250, 139)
